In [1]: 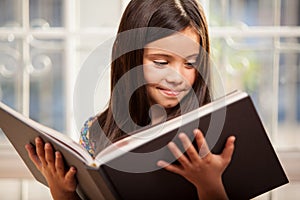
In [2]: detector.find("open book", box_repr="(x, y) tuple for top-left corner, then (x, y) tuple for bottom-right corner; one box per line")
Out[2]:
(0, 91), (288, 200)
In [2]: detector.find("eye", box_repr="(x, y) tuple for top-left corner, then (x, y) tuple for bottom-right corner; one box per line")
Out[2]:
(153, 60), (168, 67)
(185, 61), (197, 69)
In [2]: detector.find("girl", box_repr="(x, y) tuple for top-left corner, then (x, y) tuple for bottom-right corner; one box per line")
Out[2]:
(25, 0), (235, 199)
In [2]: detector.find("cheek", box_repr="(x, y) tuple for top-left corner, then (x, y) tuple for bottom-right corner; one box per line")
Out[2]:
(143, 65), (163, 84)
(183, 69), (196, 87)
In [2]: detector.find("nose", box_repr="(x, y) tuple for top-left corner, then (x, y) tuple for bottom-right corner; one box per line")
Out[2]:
(164, 65), (184, 86)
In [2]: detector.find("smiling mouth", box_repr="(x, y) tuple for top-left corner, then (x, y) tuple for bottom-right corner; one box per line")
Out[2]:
(157, 87), (181, 97)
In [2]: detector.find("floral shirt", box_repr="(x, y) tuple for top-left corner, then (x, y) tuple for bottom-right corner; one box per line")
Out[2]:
(79, 116), (97, 157)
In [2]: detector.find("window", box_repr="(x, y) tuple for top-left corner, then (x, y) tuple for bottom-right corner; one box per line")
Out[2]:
(204, 0), (300, 199)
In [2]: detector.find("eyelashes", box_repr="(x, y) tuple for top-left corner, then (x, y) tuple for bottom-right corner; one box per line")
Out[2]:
(185, 62), (197, 68)
(153, 60), (197, 69)
(153, 60), (168, 67)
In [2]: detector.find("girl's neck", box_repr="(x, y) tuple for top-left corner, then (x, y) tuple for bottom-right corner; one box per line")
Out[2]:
(149, 104), (167, 125)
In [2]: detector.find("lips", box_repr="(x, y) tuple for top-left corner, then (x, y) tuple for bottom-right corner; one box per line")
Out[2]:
(157, 86), (181, 97)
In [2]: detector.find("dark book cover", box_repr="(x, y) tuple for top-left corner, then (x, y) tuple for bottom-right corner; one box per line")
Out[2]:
(93, 96), (288, 200)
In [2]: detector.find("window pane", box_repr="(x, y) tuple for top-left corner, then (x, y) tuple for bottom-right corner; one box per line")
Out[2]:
(29, 0), (64, 28)
(0, 0), (22, 27)
(278, 51), (299, 124)
(29, 38), (66, 132)
(80, 35), (112, 106)
(281, 0), (300, 26)
(0, 179), (21, 200)
(277, 49), (300, 148)
(209, 0), (275, 26)
(79, 0), (122, 28)
(211, 37), (275, 133)
(0, 38), (23, 110)
(25, 180), (52, 199)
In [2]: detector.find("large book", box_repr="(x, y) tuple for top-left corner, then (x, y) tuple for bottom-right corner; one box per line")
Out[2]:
(0, 91), (288, 200)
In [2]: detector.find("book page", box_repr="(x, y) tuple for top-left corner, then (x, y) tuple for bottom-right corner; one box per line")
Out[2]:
(0, 102), (94, 165)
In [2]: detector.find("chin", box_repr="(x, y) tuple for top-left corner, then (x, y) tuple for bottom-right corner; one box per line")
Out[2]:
(161, 102), (179, 109)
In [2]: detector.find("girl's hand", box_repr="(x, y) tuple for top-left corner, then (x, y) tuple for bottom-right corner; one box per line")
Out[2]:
(25, 137), (80, 200)
(157, 129), (235, 200)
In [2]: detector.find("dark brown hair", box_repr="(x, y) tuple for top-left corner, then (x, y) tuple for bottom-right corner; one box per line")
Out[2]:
(93, 0), (211, 153)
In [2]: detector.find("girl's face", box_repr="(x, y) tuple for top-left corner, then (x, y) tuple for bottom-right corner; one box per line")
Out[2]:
(143, 27), (200, 109)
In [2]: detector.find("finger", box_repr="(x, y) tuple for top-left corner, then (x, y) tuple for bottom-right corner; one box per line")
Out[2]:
(55, 151), (65, 176)
(168, 142), (191, 168)
(221, 136), (236, 165)
(178, 133), (200, 162)
(65, 167), (76, 190)
(35, 137), (48, 166)
(45, 143), (55, 169)
(65, 166), (76, 179)
(157, 160), (183, 175)
(25, 144), (42, 170)
(194, 129), (211, 158)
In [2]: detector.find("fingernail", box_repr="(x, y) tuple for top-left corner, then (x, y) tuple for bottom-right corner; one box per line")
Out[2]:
(168, 142), (175, 148)
(45, 143), (51, 149)
(36, 137), (42, 143)
(231, 136), (236, 143)
(157, 161), (162, 166)
(157, 161), (166, 167)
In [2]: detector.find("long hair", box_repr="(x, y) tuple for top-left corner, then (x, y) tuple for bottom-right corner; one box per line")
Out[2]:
(93, 0), (211, 153)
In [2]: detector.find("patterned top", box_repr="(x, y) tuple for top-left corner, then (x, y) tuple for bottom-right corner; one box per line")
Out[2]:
(79, 116), (98, 158)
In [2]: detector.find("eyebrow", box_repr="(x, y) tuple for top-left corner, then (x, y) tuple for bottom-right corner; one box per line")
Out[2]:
(145, 53), (172, 59)
(185, 54), (199, 59)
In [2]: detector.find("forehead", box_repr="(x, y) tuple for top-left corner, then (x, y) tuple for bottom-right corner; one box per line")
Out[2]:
(144, 27), (200, 58)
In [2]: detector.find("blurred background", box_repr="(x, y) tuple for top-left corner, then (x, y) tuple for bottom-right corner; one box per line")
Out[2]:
(0, 0), (299, 199)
